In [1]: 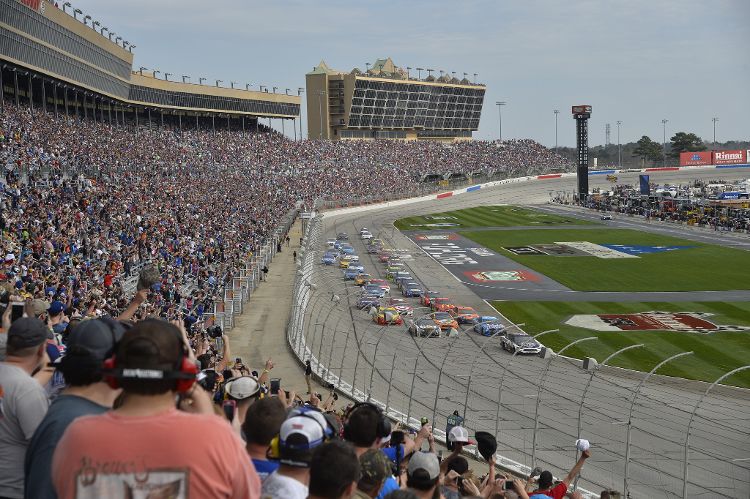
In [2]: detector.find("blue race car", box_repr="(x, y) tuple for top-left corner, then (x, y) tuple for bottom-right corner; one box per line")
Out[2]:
(344, 268), (362, 280)
(321, 251), (338, 265)
(357, 294), (381, 309)
(363, 284), (386, 298)
(472, 316), (506, 336)
(402, 283), (423, 297)
(347, 263), (365, 273)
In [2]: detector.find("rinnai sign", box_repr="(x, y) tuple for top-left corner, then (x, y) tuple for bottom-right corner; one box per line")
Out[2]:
(19, 0), (42, 11)
(679, 151), (712, 166)
(714, 150), (746, 165)
(679, 149), (748, 166)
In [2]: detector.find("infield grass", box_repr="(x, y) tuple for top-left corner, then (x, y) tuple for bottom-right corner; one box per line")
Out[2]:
(462, 228), (750, 291)
(492, 301), (750, 388)
(394, 205), (595, 230)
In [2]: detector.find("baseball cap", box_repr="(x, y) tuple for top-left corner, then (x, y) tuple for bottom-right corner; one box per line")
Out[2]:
(7, 317), (49, 349)
(65, 318), (125, 362)
(115, 319), (182, 372)
(448, 426), (475, 445)
(30, 299), (50, 317)
(538, 470), (554, 489)
(48, 301), (65, 315)
(407, 451), (440, 480)
(279, 409), (329, 467)
(358, 449), (391, 486)
(224, 376), (260, 400)
(475, 431), (497, 461)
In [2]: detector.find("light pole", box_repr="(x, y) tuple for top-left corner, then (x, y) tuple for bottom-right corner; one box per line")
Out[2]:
(531, 337), (598, 469)
(182, 75), (190, 83)
(298, 88), (305, 140)
(496, 101), (506, 142)
(416, 68), (424, 80)
(616, 120), (622, 168)
(712, 117), (719, 148)
(554, 110), (560, 152)
(623, 351), (693, 497)
(661, 118), (669, 168)
(682, 365), (750, 499)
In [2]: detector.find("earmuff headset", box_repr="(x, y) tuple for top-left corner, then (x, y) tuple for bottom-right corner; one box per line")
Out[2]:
(102, 324), (197, 393)
(343, 402), (391, 443)
(268, 407), (335, 464)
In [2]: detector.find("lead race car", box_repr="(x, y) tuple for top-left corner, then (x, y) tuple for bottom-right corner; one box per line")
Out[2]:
(501, 333), (543, 354)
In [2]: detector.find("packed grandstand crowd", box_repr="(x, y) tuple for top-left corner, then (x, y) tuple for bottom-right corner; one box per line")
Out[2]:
(0, 102), (605, 499)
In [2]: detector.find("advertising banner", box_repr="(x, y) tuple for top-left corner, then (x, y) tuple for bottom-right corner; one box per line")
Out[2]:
(639, 174), (650, 195)
(679, 151), (713, 166)
(713, 150), (747, 165)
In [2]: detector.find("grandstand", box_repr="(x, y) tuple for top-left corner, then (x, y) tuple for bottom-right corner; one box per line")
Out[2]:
(306, 57), (485, 141)
(0, 0), (300, 131)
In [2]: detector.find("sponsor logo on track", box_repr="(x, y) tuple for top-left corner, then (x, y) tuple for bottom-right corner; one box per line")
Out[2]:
(425, 216), (458, 220)
(600, 244), (693, 255)
(555, 241), (638, 259)
(421, 243), (478, 265)
(504, 246), (547, 256)
(565, 312), (750, 334)
(464, 270), (541, 282)
(468, 247), (494, 257)
(415, 233), (459, 241)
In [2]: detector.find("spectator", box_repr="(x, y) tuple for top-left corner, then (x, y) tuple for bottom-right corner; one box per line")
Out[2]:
(342, 403), (401, 498)
(305, 359), (313, 394)
(261, 407), (333, 499)
(24, 318), (125, 499)
(224, 375), (261, 424)
(405, 452), (440, 499)
(352, 449), (392, 499)
(531, 449), (591, 499)
(308, 440), (360, 499)
(51, 318), (259, 498)
(242, 396), (287, 482)
(0, 317), (50, 499)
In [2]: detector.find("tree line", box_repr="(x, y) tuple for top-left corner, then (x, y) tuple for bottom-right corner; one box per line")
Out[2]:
(556, 136), (750, 168)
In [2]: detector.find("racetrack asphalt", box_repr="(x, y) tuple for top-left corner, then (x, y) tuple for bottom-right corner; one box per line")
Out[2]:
(303, 168), (750, 498)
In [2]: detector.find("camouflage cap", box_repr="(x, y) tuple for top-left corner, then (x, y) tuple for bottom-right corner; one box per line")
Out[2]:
(359, 449), (391, 486)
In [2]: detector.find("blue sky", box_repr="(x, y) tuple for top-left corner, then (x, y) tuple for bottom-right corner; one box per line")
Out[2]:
(71, 0), (749, 146)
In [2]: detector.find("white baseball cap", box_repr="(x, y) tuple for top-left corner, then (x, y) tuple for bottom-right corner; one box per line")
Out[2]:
(448, 426), (475, 444)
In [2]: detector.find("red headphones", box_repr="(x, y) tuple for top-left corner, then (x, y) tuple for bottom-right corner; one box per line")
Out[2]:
(102, 328), (197, 393)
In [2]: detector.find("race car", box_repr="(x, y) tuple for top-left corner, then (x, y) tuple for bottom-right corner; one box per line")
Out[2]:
(354, 274), (372, 286)
(378, 252), (393, 263)
(427, 312), (459, 331)
(369, 279), (391, 294)
(431, 298), (455, 313)
(600, 214), (612, 220)
(339, 245), (356, 256)
(451, 306), (479, 324)
(339, 258), (351, 269)
(408, 317), (442, 338)
(362, 284), (387, 298)
(336, 232), (349, 240)
(359, 227), (369, 234)
(374, 307), (403, 326)
(472, 317), (506, 336)
(367, 245), (382, 254)
(501, 333), (542, 355)
(356, 294), (381, 310)
(402, 283), (423, 297)
(394, 275), (413, 290)
(360, 231), (373, 240)
(343, 268), (362, 280)
(326, 239), (337, 248)
(321, 252), (338, 265)
(420, 291), (441, 307)
(387, 297), (413, 316)
(347, 263), (365, 273)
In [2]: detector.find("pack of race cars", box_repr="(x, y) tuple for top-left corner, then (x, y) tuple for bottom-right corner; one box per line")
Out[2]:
(319, 228), (543, 354)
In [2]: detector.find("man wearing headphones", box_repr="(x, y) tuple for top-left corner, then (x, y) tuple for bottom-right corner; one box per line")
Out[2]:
(262, 407), (334, 499)
(25, 318), (125, 499)
(51, 319), (260, 499)
(342, 403), (401, 499)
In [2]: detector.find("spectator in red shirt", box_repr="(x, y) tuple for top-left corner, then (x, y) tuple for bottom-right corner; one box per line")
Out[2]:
(531, 449), (591, 499)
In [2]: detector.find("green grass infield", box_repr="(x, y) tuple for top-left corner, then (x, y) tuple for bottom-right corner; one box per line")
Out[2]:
(461, 228), (750, 291)
(394, 205), (595, 230)
(493, 301), (750, 388)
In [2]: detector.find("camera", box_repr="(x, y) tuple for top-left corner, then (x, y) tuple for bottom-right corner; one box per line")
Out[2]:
(206, 325), (223, 339)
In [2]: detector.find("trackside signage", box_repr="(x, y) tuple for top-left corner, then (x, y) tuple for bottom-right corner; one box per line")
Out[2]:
(19, 0), (42, 10)
(679, 151), (712, 166)
(714, 150), (746, 165)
